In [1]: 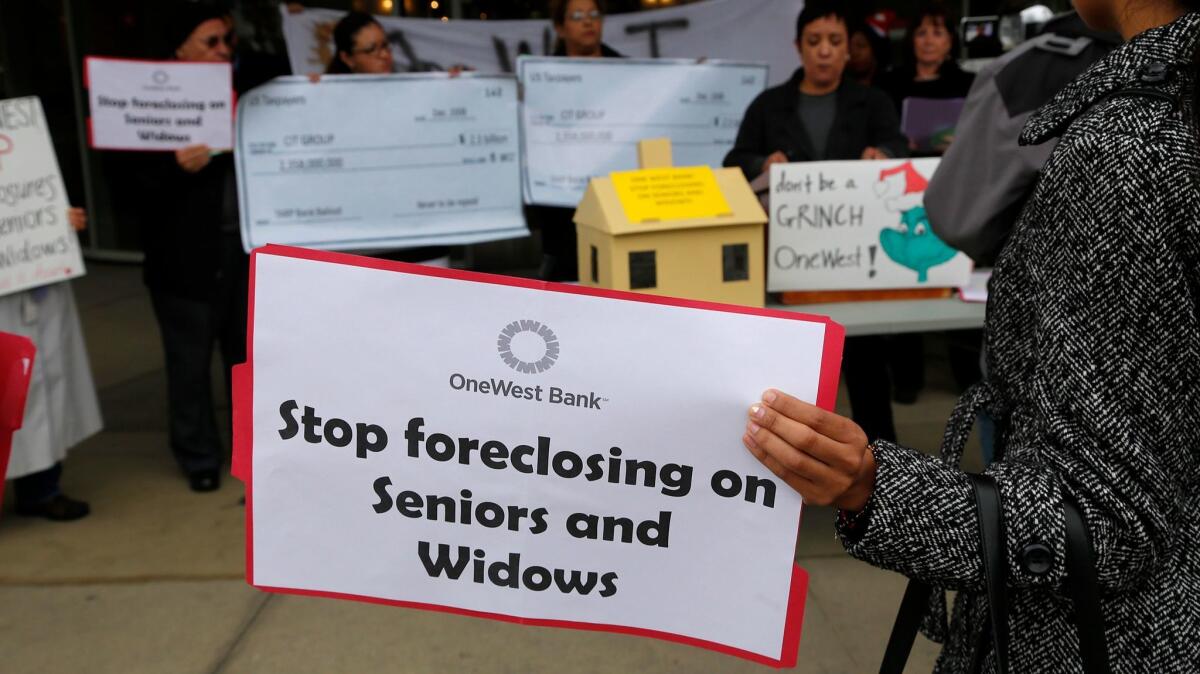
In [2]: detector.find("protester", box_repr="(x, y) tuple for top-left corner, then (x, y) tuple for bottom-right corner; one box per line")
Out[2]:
(847, 17), (890, 87)
(135, 2), (246, 493)
(325, 11), (393, 75)
(882, 2), (975, 133)
(742, 3), (1200, 671)
(723, 0), (908, 445)
(532, 0), (622, 283)
(314, 11), (452, 267)
(868, 3), (978, 413)
(1, 208), (101, 521)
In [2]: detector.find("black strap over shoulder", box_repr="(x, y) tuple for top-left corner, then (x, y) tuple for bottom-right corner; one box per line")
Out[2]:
(1064, 497), (1113, 674)
(970, 473), (1010, 674)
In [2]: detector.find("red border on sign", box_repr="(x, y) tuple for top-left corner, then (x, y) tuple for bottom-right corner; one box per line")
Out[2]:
(232, 244), (844, 668)
(82, 56), (235, 153)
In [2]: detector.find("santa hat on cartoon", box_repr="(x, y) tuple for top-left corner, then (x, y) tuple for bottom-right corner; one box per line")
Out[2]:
(874, 161), (928, 212)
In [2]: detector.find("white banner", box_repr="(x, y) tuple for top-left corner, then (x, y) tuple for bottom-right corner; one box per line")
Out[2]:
(520, 57), (767, 207)
(85, 57), (233, 151)
(235, 73), (527, 252)
(279, 0), (799, 85)
(768, 159), (974, 292)
(0, 97), (85, 297)
(234, 245), (845, 665)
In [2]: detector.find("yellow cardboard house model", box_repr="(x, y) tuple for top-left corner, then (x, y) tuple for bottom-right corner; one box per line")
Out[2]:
(574, 139), (768, 307)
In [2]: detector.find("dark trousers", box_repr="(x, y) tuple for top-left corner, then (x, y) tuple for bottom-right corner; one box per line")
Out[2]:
(149, 235), (247, 475)
(529, 206), (578, 282)
(842, 335), (900, 443)
(13, 462), (62, 506)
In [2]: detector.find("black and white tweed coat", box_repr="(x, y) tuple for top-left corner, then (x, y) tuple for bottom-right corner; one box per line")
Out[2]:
(838, 13), (1200, 674)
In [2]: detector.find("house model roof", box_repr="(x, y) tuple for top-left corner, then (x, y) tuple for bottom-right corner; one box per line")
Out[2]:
(574, 140), (767, 236)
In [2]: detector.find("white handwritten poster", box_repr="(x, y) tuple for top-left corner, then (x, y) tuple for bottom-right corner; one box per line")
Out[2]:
(0, 97), (85, 297)
(85, 57), (233, 151)
(234, 245), (846, 666)
(768, 159), (974, 292)
(235, 74), (527, 252)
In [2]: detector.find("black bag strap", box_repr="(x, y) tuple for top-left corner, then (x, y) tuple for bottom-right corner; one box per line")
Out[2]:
(970, 473), (1010, 674)
(879, 474), (1008, 674)
(880, 479), (1113, 674)
(1064, 497), (1113, 674)
(878, 579), (932, 674)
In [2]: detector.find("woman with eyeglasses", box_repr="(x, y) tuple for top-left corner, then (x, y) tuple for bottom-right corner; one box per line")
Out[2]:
(309, 11), (452, 267)
(131, 2), (251, 493)
(326, 11), (393, 75)
(533, 0), (622, 282)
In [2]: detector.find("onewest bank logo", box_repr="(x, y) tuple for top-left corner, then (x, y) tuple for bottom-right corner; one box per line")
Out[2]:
(447, 320), (608, 411)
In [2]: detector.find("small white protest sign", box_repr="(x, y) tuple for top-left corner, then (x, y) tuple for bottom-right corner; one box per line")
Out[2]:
(234, 246), (845, 666)
(85, 57), (233, 151)
(768, 159), (974, 291)
(0, 97), (85, 297)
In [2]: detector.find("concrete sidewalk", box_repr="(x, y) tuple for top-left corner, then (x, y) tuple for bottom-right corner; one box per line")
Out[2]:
(0, 262), (981, 673)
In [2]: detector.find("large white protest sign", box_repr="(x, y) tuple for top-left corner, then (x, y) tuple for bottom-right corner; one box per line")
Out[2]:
(768, 159), (974, 292)
(235, 74), (527, 252)
(520, 58), (767, 207)
(85, 57), (233, 151)
(234, 245), (845, 666)
(280, 0), (799, 85)
(0, 97), (85, 297)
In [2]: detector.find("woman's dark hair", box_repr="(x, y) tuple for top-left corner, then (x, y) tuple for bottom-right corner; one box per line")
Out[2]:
(848, 17), (892, 73)
(795, 0), (850, 41)
(902, 2), (960, 72)
(550, 0), (607, 27)
(164, 0), (229, 56)
(327, 11), (382, 74)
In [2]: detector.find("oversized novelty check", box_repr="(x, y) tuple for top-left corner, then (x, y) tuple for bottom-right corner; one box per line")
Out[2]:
(234, 245), (845, 666)
(235, 74), (528, 252)
(519, 57), (768, 207)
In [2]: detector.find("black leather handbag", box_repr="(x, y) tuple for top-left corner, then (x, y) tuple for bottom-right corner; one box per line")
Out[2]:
(878, 474), (1112, 674)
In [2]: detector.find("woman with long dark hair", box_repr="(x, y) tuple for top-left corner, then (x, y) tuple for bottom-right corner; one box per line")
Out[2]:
(742, 1), (1200, 671)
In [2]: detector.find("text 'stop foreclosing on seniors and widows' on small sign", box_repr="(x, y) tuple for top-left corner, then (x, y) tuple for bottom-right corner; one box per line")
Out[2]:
(234, 246), (845, 667)
(84, 57), (234, 152)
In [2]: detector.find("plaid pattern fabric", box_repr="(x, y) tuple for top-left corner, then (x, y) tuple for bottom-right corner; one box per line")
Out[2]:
(837, 14), (1200, 673)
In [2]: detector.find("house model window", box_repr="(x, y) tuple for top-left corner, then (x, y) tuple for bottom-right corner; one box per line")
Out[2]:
(590, 245), (600, 283)
(723, 243), (750, 282)
(629, 250), (657, 289)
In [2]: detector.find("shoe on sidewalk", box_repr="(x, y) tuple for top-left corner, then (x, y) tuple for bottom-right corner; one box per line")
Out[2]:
(188, 469), (221, 493)
(15, 494), (91, 521)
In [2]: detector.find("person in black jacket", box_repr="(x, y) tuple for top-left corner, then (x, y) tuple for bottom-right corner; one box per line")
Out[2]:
(137, 2), (284, 493)
(724, 1), (908, 445)
(723, 3), (906, 180)
(530, 0), (621, 283)
(881, 2), (975, 128)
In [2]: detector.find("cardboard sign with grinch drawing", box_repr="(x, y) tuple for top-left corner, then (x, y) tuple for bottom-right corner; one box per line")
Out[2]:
(766, 159), (972, 292)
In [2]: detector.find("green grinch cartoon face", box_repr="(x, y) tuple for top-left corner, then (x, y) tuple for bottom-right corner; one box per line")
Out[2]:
(878, 205), (958, 282)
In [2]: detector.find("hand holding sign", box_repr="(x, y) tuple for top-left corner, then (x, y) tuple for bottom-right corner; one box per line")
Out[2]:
(743, 389), (875, 511)
(175, 144), (212, 173)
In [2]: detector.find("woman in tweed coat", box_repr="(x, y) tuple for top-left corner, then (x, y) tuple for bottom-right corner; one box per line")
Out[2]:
(741, 3), (1200, 672)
